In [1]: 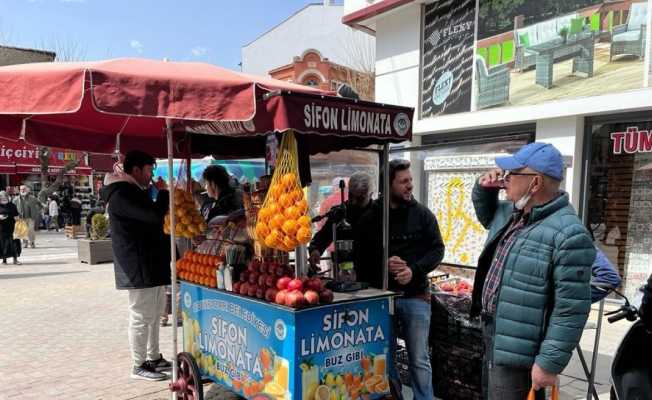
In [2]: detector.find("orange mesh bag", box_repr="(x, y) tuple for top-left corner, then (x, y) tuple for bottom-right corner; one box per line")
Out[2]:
(255, 131), (312, 252)
(163, 161), (206, 239)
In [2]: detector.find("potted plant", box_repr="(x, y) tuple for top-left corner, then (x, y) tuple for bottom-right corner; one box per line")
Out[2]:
(559, 26), (569, 43)
(78, 213), (113, 264)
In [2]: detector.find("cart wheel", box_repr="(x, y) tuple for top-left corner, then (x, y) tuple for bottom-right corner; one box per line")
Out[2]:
(169, 352), (204, 400)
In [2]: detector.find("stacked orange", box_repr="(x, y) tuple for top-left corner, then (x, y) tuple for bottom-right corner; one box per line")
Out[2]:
(255, 172), (312, 252)
(177, 250), (221, 288)
(164, 189), (208, 238)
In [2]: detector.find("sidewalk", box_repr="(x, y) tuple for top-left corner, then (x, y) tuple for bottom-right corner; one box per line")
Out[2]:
(0, 232), (635, 399)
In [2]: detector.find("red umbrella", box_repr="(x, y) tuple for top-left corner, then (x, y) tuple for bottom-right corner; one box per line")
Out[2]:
(0, 58), (412, 156)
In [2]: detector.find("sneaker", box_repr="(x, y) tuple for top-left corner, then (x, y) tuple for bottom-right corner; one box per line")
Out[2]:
(149, 354), (172, 371)
(131, 361), (167, 381)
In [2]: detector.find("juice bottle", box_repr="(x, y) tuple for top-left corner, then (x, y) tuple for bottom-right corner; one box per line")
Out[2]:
(273, 356), (290, 392)
(373, 355), (386, 376)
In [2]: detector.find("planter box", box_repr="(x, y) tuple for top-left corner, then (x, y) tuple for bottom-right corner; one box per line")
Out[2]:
(78, 239), (113, 265)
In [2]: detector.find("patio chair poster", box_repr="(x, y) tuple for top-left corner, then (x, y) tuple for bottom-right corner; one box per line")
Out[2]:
(421, 0), (476, 117)
(474, 0), (649, 110)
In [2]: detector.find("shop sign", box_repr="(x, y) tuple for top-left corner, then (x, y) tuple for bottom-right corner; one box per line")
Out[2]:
(0, 137), (89, 170)
(181, 282), (391, 400)
(611, 127), (652, 154)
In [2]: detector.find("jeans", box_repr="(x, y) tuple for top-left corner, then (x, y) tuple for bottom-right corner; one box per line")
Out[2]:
(391, 297), (433, 400)
(482, 315), (545, 400)
(128, 286), (166, 366)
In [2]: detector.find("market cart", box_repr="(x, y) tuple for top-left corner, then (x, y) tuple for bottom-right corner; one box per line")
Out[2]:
(0, 58), (414, 400)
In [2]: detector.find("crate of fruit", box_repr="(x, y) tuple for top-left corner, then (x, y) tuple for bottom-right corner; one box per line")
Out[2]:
(431, 277), (473, 297)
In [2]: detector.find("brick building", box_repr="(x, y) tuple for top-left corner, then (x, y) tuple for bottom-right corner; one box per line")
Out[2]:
(269, 49), (374, 100)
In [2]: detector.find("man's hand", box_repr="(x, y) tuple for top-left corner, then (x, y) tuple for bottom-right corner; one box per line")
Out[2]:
(531, 363), (557, 391)
(479, 168), (504, 186)
(388, 256), (413, 285)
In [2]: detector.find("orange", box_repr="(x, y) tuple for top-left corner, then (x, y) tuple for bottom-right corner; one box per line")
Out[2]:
(257, 207), (272, 222)
(268, 183), (283, 200)
(265, 229), (281, 247)
(281, 219), (298, 236)
(181, 215), (191, 226)
(269, 214), (285, 230)
(284, 206), (301, 220)
(267, 202), (280, 216)
(281, 173), (297, 188)
(175, 224), (184, 236)
(163, 225), (170, 235)
(296, 226), (312, 244)
(297, 215), (311, 228)
(255, 221), (270, 238)
(278, 193), (293, 209)
(296, 198), (308, 214)
(283, 235), (298, 250)
(290, 188), (304, 202)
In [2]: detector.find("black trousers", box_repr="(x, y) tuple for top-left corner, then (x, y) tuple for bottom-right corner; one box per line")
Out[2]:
(482, 314), (546, 400)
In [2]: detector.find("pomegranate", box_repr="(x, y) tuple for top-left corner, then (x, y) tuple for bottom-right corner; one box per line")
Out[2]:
(286, 290), (306, 308)
(232, 281), (242, 293)
(258, 274), (268, 287)
(256, 287), (265, 299)
(240, 271), (250, 283)
(247, 284), (258, 297)
(265, 275), (276, 288)
(276, 277), (292, 291)
(275, 289), (288, 305)
(249, 272), (260, 285)
(305, 278), (323, 292)
(287, 279), (303, 292)
(265, 288), (278, 302)
(319, 289), (334, 304)
(304, 290), (320, 305)
(240, 282), (250, 296)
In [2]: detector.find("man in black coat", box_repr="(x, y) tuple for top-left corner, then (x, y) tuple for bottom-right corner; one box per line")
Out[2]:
(100, 150), (171, 381)
(355, 159), (445, 400)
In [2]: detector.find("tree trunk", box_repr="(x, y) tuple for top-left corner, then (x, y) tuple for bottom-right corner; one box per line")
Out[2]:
(37, 146), (82, 203)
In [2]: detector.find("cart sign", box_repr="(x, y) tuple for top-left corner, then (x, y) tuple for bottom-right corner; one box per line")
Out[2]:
(181, 282), (392, 400)
(611, 127), (652, 154)
(187, 92), (413, 142)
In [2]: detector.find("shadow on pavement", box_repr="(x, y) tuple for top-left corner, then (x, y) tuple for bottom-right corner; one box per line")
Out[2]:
(0, 270), (89, 279)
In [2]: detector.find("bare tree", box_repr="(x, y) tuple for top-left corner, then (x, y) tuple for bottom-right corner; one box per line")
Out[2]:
(37, 147), (82, 204)
(35, 37), (87, 62)
(336, 28), (376, 101)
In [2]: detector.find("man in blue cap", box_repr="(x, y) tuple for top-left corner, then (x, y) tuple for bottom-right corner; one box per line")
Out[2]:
(471, 142), (595, 400)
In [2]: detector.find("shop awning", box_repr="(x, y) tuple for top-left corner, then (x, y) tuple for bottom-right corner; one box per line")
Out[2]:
(0, 137), (91, 176)
(0, 58), (413, 158)
(15, 164), (91, 176)
(0, 164), (15, 174)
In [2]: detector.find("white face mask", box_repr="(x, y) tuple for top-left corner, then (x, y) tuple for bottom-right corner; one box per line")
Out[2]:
(514, 179), (536, 210)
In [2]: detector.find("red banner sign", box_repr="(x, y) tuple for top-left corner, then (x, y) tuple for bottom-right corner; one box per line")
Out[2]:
(611, 127), (652, 154)
(0, 138), (91, 175)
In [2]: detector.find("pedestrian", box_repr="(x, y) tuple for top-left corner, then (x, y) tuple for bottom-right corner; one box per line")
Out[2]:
(100, 150), (172, 381)
(0, 191), (20, 265)
(590, 247), (621, 303)
(355, 159), (445, 400)
(471, 142), (596, 400)
(13, 185), (41, 248)
(47, 196), (59, 232)
(309, 172), (374, 274)
(70, 195), (82, 225)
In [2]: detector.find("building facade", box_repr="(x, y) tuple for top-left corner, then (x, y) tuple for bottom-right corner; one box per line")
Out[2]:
(241, 1), (375, 81)
(343, 0), (652, 300)
(269, 49), (375, 100)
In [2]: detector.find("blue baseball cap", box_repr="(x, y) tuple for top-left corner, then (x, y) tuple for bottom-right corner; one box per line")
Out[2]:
(495, 142), (564, 181)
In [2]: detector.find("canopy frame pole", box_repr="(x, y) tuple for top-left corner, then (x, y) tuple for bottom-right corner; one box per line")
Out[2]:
(166, 119), (179, 400)
(382, 144), (390, 292)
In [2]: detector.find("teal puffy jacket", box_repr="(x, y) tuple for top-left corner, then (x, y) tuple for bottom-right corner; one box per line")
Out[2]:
(470, 182), (595, 374)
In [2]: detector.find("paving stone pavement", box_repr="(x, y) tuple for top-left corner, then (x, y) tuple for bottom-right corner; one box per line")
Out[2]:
(0, 231), (636, 399)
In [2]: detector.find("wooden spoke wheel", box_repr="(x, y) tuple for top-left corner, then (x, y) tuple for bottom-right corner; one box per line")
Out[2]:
(169, 352), (204, 400)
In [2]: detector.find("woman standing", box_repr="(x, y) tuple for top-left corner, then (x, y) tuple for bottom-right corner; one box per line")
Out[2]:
(201, 165), (243, 222)
(0, 191), (20, 265)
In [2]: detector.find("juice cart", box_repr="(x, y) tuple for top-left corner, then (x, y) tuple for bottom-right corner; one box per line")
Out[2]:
(0, 58), (414, 400)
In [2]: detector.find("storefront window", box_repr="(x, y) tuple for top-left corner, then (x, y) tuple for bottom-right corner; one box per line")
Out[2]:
(392, 135), (529, 268)
(587, 120), (652, 299)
